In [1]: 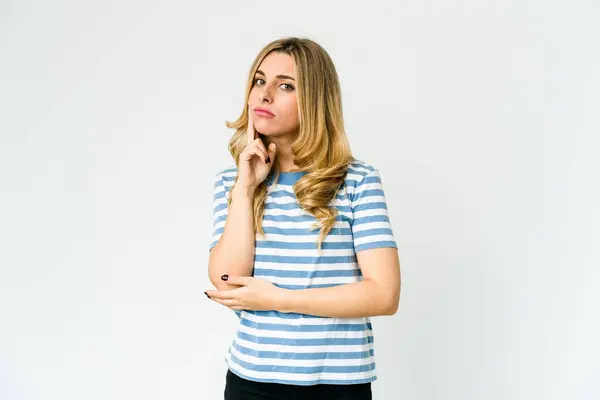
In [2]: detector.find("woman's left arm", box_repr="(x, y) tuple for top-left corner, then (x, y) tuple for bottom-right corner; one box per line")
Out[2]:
(279, 247), (400, 318)
(206, 247), (401, 318)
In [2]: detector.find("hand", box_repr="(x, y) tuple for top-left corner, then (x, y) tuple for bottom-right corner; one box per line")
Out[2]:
(236, 108), (277, 192)
(205, 275), (285, 312)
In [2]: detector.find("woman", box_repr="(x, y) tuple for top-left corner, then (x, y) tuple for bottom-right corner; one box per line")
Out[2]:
(205, 37), (401, 400)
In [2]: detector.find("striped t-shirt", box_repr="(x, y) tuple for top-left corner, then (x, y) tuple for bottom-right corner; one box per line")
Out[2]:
(209, 158), (397, 386)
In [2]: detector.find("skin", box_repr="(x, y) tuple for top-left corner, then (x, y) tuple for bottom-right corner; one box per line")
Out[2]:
(248, 51), (301, 174)
(206, 52), (299, 290)
(205, 52), (401, 318)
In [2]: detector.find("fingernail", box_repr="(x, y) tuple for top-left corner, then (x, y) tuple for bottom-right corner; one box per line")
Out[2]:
(266, 156), (271, 164)
(221, 274), (229, 281)
(204, 291), (211, 299)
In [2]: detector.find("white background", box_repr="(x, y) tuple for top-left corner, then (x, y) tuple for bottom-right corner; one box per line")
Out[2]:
(1, 1), (598, 399)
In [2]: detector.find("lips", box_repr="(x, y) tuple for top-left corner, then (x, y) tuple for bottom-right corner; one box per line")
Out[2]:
(254, 107), (275, 117)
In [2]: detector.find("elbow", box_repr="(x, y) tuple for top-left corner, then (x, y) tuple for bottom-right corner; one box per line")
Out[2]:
(208, 270), (231, 291)
(368, 279), (400, 316)
(208, 260), (253, 291)
(207, 249), (235, 290)
(207, 246), (254, 290)
(384, 301), (399, 315)
(207, 263), (226, 290)
(382, 291), (400, 316)
(208, 274), (224, 290)
(208, 263), (224, 290)
(382, 301), (398, 316)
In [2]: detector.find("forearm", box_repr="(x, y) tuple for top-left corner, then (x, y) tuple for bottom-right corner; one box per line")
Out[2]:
(208, 185), (255, 290)
(276, 279), (398, 318)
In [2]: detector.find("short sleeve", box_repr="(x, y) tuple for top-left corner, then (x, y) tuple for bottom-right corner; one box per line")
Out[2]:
(209, 172), (229, 251)
(350, 168), (398, 253)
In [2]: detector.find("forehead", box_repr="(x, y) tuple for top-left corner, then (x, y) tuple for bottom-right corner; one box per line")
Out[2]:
(257, 52), (296, 78)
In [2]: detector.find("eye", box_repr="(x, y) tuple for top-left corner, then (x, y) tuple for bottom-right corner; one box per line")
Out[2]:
(254, 78), (265, 85)
(280, 83), (295, 91)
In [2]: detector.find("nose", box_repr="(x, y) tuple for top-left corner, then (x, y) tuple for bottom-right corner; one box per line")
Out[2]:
(258, 86), (272, 103)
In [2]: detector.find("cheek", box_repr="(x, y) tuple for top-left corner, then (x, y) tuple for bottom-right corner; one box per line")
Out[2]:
(280, 98), (299, 123)
(248, 89), (258, 104)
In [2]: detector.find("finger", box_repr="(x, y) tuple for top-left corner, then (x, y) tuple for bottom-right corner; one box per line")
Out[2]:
(241, 146), (269, 164)
(241, 147), (267, 164)
(205, 288), (241, 299)
(210, 297), (240, 308)
(224, 275), (253, 286)
(253, 139), (270, 161)
(247, 109), (256, 145)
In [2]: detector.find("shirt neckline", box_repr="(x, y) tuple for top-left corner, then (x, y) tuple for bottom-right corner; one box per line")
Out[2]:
(268, 170), (308, 185)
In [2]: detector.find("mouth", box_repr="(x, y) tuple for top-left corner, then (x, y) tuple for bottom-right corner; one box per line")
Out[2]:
(254, 107), (275, 118)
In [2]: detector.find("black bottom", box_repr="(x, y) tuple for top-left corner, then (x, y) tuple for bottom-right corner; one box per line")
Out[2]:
(224, 369), (372, 400)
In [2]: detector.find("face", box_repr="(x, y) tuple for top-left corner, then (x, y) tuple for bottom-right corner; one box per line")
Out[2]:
(248, 52), (299, 137)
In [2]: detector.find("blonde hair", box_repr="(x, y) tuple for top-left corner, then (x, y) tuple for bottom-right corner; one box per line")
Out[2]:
(225, 37), (353, 252)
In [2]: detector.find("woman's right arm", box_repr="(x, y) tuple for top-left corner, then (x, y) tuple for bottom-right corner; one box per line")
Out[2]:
(208, 184), (256, 291)
(208, 109), (277, 291)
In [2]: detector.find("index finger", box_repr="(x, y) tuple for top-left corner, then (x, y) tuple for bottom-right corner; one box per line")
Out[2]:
(247, 108), (256, 145)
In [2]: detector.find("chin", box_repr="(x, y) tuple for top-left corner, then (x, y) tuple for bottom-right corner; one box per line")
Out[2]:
(255, 123), (277, 136)
(255, 122), (296, 137)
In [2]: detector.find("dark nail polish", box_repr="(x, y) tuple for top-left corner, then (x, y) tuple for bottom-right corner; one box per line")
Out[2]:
(266, 156), (270, 164)
(204, 291), (210, 299)
(221, 274), (229, 281)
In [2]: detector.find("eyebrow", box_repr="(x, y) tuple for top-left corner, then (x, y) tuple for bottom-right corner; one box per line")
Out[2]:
(256, 70), (295, 81)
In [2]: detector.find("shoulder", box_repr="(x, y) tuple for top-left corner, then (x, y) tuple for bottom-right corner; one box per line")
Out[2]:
(345, 158), (386, 203)
(346, 158), (380, 186)
(213, 164), (238, 186)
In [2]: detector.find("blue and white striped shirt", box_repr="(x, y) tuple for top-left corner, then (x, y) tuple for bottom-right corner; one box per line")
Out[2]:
(209, 159), (397, 385)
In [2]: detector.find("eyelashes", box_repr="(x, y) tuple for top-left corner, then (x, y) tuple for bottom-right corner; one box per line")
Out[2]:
(254, 78), (295, 91)
(280, 83), (295, 91)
